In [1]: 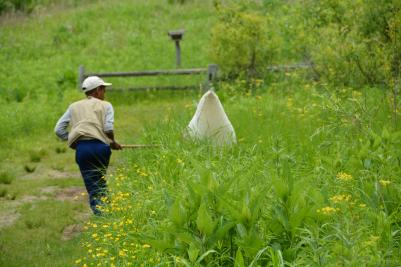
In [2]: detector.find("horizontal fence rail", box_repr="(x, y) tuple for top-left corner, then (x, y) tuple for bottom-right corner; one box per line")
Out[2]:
(85, 68), (208, 78)
(78, 64), (218, 91)
(77, 62), (311, 91)
(110, 85), (200, 92)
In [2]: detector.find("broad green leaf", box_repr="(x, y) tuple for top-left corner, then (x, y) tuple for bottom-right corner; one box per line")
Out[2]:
(234, 248), (245, 267)
(236, 223), (247, 238)
(196, 249), (217, 264)
(188, 243), (200, 263)
(169, 198), (186, 227)
(146, 239), (172, 251)
(196, 203), (215, 236)
(249, 245), (271, 267)
(241, 202), (252, 224)
(382, 127), (390, 141)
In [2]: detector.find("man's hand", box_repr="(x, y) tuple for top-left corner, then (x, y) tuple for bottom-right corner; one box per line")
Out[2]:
(110, 141), (122, 150)
(105, 131), (122, 150)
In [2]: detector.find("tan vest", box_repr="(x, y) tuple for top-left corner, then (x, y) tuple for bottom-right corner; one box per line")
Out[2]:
(67, 97), (112, 148)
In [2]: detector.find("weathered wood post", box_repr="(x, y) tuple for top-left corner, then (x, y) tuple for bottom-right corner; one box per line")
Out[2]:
(78, 65), (85, 89)
(202, 64), (218, 92)
(207, 64), (219, 85)
(207, 64), (218, 83)
(168, 30), (185, 68)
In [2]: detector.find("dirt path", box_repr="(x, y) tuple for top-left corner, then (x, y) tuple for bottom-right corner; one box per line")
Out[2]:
(0, 184), (88, 230)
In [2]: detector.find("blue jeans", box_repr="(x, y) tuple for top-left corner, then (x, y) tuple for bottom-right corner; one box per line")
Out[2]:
(75, 140), (111, 215)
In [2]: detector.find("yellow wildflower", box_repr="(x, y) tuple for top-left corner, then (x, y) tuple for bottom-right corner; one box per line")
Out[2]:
(142, 244), (151, 248)
(119, 250), (126, 257)
(364, 235), (380, 246)
(330, 194), (352, 203)
(317, 206), (339, 215)
(379, 180), (391, 186)
(336, 172), (353, 181)
(139, 171), (148, 177)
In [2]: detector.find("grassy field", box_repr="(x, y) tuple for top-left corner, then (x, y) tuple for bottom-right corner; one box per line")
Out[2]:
(0, 0), (400, 266)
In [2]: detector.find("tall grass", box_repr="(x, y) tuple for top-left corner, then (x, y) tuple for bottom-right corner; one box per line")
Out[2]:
(79, 81), (401, 266)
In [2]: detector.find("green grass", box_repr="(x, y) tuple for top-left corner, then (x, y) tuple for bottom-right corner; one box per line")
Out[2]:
(78, 83), (401, 266)
(0, 172), (15, 185)
(0, 0), (400, 266)
(0, 200), (87, 267)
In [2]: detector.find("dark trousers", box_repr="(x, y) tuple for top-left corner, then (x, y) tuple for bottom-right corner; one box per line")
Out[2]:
(75, 140), (111, 215)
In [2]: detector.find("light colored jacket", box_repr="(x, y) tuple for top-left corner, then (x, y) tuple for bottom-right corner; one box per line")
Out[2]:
(54, 97), (114, 148)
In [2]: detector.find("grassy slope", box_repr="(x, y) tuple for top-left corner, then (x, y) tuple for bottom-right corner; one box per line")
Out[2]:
(0, 1), (216, 266)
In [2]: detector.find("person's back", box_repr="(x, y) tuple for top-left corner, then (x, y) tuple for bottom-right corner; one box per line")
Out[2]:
(54, 76), (121, 215)
(68, 97), (112, 148)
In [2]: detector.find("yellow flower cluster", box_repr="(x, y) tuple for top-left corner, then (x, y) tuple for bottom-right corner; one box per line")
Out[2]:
(317, 206), (339, 215)
(330, 194), (352, 203)
(77, 167), (167, 266)
(98, 191), (132, 213)
(136, 168), (148, 177)
(115, 173), (128, 182)
(363, 235), (380, 247)
(379, 180), (391, 186)
(336, 172), (353, 181)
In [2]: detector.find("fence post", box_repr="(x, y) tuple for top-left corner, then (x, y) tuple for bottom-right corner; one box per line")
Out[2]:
(202, 64), (218, 92)
(78, 65), (85, 89)
(207, 64), (218, 83)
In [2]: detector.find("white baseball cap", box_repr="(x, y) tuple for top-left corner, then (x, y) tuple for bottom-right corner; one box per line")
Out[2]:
(81, 76), (112, 93)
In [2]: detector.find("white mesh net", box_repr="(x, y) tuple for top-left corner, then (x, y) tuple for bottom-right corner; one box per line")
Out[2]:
(188, 90), (236, 145)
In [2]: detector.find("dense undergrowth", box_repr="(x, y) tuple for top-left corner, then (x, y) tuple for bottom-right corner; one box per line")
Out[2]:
(78, 79), (401, 266)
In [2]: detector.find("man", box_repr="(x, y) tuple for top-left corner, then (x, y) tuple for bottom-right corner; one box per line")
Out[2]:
(55, 76), (122, 215)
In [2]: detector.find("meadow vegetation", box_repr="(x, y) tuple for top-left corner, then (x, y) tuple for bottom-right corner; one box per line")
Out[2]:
(0, 0), (400, 266)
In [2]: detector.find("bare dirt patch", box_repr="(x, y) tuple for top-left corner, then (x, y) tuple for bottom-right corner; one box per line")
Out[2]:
(0, 210), (20, 229)
(0, 186), (87, 229)
(40, 186), (86, 201)
(22, 169), (80, 180)
(56, 186), (86, 201)
(61, 223), (83, 241)
(61, 210), (91, 241)
(48, 170), (80, 179)
(0, 195), (47, 229)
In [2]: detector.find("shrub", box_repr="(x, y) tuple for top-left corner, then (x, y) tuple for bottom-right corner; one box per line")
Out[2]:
(300, 0), (401, 88)
(0, 188), (8, 197)
(210, 1), (272, 82)
(0, 172), (15, 184)
(29, 148), (47, 163)
(0, 0), (34, 14)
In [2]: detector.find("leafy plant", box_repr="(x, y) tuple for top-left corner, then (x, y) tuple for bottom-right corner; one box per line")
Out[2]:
(210, 1), (272, 82)
(0, 172), (15, 184)
(24, 164), (36, 173)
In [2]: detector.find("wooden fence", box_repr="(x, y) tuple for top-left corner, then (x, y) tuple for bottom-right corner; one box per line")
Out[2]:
(77, 62), (311, 91)
(78, 64), (218, 91)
